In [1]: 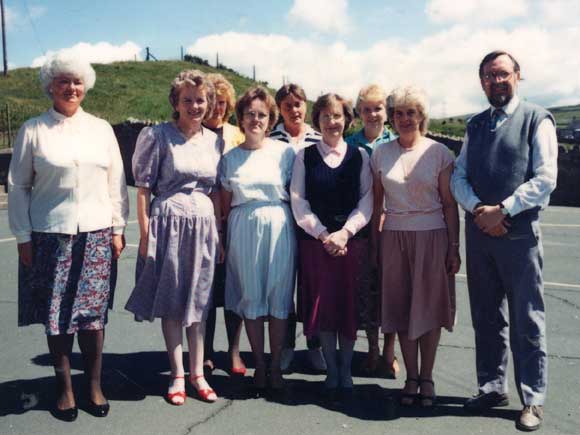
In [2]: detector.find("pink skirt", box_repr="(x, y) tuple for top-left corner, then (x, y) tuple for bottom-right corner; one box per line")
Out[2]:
(299, 238), (367, 341)
(380, 229), (455, 340)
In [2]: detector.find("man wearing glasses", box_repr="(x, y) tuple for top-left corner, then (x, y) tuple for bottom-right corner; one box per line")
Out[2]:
(451, 50), (558, 431)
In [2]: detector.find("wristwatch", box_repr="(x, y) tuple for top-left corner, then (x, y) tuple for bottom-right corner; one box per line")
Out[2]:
(499, 203), (510, 217)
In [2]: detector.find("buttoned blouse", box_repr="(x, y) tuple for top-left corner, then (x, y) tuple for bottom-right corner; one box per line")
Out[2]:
(290, 139), (373, 238)
(8, 107), (129, 243)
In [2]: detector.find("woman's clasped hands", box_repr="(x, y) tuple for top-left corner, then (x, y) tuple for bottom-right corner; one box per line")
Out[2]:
(319, 229), (349, 257)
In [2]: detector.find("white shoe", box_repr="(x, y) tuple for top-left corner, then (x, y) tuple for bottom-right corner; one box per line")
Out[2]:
(307, 348), (327, 371)
(280, 348), (295, 371)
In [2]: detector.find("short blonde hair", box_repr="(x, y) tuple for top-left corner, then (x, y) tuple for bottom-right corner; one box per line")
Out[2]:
(311, 93), (354, 132)
(39, 53), (96, 99)
(355, 84), (387, 115)
(387, 85), (430, 135)
(206, 73), (236, 122)
(168, 69), (215, 121)
(235, 86), (278, 133)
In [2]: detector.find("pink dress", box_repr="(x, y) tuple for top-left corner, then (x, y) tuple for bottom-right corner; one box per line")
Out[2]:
(371, 137), (455, 340)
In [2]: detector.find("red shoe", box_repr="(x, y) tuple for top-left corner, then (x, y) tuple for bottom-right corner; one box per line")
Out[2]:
(229, 352), (247, 377)
(190, 375), (218, 402)
(166, 376), (186, 406)
(230, 366), (247, 376)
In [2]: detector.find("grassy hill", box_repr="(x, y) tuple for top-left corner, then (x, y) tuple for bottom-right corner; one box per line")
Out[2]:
(0, 60), (272, 148)
(2, 60), (578, 144)
(430, 103), (580, 138)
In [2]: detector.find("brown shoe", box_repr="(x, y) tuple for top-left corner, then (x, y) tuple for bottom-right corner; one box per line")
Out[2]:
(516, 405), (544, 432)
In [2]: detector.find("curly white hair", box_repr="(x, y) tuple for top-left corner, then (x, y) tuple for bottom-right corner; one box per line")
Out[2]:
(39, 53), (96, 98)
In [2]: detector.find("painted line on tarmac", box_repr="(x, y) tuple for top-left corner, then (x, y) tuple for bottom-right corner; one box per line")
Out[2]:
(541, 223), (580, 228)
(457, 273), (580, 289)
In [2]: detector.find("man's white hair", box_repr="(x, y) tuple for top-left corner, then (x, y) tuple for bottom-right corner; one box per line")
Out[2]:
(39, 53), (96, 98)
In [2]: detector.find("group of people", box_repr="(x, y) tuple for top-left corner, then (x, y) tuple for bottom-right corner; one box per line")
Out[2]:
(8, 49), (557, 432)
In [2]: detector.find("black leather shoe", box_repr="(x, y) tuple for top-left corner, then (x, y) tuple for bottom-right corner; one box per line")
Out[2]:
(86, 400), (110, 417)
(464, 392), (509, 413)
(52, 406), (78, 422)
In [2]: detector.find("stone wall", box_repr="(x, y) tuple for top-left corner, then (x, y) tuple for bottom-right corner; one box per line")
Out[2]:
(1, 126), (579, 207)
(427, 133), (580, 207)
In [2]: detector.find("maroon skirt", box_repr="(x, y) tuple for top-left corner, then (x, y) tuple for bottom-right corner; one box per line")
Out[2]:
(298, 238), (367, 340)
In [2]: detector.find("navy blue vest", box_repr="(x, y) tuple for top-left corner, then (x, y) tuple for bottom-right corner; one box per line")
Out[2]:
(299, 144), (369, 240)
(465, 100), (554, 229)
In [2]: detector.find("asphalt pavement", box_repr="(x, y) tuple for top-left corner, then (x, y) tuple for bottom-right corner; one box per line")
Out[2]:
(1, 188), (579, 435)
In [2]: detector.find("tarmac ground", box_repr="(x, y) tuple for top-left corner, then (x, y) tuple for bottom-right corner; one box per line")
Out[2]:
(1, 188), (579, 435)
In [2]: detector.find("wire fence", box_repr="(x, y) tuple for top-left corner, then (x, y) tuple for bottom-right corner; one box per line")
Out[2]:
(0, 104), (15, 149)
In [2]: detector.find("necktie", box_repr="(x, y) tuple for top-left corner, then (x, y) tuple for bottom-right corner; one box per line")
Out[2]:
(491, 109), (505, 130)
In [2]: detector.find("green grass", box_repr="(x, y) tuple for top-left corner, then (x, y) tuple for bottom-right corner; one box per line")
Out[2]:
(430, 104), (580, 138)
(0, 60), (274, 147)
(2, 60), (578, 145)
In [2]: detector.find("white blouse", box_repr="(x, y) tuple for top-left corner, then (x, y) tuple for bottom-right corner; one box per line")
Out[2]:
(290, 139), (373, 239)
(8, 107), (129, 243)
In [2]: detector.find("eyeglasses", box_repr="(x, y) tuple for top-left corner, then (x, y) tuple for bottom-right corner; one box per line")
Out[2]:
(243, 111), (268, 120)
(320, 113), (344, 122)
(482, 71), (513, 82)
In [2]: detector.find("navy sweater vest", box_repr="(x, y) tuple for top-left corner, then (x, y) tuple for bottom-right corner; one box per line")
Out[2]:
(299, 144), (369, 240)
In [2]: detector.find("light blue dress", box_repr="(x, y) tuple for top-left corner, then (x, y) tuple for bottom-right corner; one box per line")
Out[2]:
(220, 139), (297, 319)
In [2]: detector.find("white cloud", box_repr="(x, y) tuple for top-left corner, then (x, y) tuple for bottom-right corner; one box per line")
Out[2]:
(287, 0), (351, 34)
(426, 0), (528, 24)
(31, 42), (143, 67)
(187, 26), (580, 118)
(538, 0), (580, 26)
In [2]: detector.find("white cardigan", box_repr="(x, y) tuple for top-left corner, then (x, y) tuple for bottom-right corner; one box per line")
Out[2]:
(8, 107), (129, 243)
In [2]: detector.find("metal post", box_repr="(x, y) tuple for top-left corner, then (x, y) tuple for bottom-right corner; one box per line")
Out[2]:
(180, 46), (183, 61)
(1, 0), (7, 76)
(253, 65), (256, 81)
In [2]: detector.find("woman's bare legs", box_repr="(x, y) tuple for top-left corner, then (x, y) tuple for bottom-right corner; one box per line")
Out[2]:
(187, 321), (217, 400)
(418, 328), (441, 403)
(225, 310), (245, 372)
(244, 317), (267, 388)
(161, 318), (186, 404)
(268, 317), (288, 388)
(363, 327), (380, 372)
(47, 334), (75, 410)
(397, 330), (419, 404)
(382, 332), (400, 376)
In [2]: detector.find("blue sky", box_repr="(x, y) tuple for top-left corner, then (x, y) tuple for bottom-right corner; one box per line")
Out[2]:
(4, 0), (580, 116)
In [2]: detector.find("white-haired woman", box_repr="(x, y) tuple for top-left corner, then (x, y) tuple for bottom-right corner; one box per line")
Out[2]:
(8, 54), (129, 421)
(125, 70), (223, 405)
(346, 84), (399, 379)
(371, 85), (460, 407)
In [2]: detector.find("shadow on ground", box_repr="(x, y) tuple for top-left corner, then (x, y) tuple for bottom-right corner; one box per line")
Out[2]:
(0, 350), (518, 424)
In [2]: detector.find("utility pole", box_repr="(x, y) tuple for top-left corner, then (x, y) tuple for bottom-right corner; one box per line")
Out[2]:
(180, 46), (183, 61)
(252, 65), (256, 81)
(216, 52), (219, 68)
(1, 0), (7, 76)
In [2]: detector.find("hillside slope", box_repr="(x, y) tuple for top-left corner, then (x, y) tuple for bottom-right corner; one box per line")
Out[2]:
(0, 60), (270, 143)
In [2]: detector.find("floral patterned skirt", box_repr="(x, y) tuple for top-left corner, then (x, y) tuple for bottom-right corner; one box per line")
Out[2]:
(18, 228), (115, 335)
